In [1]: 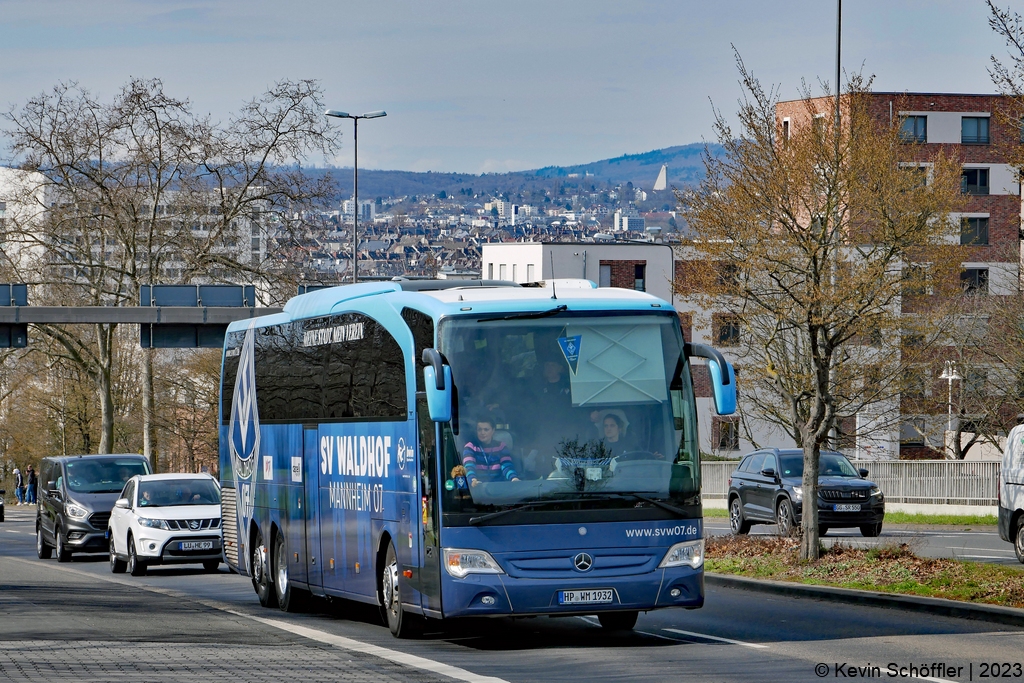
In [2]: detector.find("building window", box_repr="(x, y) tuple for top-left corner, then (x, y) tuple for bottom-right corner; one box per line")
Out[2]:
(713, 315), (741, 346)
(499, 264), (507, 280)
(713, 417), (740, 451)
(962, 168), (990, 195)
(527, 264), (535, 281)
(599, 264), (611, 287)
(634, 264), (646, 291)
(899, 115), (927, 143)
(964, 368), (987, 395)
(487, 263), (493, 280)
(961, 217), (989, 246)
(902, 367), (927, 399)
(961, 268), (989, 294)
(899, 418), (926, 446)
(512, 264), (517, 281)
(961, 116), (990, 144)
(782, 118), (790, 142)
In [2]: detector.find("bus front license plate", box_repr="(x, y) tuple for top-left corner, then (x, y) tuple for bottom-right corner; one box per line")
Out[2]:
(833, 504), (861, 512)
(558, 589), (614, 605)
(180, 541), (214, 551)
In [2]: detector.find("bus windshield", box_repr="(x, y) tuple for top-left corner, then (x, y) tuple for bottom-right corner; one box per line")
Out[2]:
(437, 311), (699, 524)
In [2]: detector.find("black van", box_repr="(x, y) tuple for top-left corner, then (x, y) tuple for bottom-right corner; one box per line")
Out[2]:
(36, 454), (150, 562)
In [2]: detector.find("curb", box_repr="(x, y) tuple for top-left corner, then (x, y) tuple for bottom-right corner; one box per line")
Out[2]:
(706, 572), (1024, 628)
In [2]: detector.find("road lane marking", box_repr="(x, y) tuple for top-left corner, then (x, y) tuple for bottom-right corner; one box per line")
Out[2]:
(241, 612), (510, 683)
(4, 556), (509, 683)
(662, 627), (768, 648)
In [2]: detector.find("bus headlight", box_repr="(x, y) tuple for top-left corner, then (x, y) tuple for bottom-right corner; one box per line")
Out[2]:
(442, 548), (504, 578)
(658, 539), (704, 569)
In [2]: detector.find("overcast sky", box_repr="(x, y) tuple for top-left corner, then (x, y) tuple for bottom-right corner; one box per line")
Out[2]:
(0, 0), (1011, 173)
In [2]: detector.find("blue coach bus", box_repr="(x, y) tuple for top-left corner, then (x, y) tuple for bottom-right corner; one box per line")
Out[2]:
(219, 278), (736, 637)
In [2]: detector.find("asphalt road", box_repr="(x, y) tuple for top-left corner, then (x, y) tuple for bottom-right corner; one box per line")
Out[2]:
(703, 515), (1023, 566)
(2, 505), (1024, 683)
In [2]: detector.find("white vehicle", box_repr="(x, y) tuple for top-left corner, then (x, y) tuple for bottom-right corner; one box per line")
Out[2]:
(108, 473), (223, 576)
(999, 425), (1024, 564)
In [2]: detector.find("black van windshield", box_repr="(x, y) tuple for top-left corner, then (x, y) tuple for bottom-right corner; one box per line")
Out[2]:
(65, 458), (150, 494)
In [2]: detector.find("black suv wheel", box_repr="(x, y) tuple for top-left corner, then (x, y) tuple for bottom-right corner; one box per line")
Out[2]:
(729, 497), (750, 535)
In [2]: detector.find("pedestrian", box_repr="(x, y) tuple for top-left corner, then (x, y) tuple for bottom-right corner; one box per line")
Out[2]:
(13, 468), (24, 505)
(25, 465), (37, 505)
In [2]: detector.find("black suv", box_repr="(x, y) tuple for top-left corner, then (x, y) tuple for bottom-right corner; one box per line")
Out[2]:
(36, 454), (150, 562)
(727, 448), (885, 537)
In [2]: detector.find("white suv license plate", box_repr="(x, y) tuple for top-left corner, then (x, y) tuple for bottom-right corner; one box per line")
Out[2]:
(834, 504), (861, 512)
(558, 589), (614, 605)
(180, 541), (214, 551)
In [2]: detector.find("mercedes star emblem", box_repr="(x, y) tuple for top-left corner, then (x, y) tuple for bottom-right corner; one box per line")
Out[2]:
(573, 552), (593, 572)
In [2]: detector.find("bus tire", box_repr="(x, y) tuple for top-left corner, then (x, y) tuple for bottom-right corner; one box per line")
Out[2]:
(382, 543), (419, 638)
(598, 611), (638, 631)
(251, 528), (277, 608)
(273, 533), (307, 613)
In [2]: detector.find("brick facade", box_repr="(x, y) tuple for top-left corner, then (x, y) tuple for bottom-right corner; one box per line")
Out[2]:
(600, 259), (647, 290)
(778, 92), (1022, 458)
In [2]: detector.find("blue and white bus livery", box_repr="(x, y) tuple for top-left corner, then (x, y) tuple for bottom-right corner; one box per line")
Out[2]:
(218, 278), (736, 637)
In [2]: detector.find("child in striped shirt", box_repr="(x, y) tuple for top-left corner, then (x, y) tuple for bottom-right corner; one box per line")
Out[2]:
(462, 417), (520, 487)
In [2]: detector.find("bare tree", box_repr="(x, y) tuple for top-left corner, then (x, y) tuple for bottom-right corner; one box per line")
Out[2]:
(2, 78), (339, 456)
(678, 60), (964, 560)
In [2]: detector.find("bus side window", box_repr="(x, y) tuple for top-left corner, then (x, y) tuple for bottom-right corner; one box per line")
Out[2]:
(402, 307), (435, 393)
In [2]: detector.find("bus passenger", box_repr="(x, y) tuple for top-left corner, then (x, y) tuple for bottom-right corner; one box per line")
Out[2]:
(462, 416), (520, 487)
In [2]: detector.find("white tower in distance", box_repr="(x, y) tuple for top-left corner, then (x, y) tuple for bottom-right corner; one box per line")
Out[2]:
(652, 164), (668, 191)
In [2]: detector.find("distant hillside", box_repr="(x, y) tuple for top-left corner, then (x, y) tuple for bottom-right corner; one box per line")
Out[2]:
(530, 143), (719, 189)
(313, 143), (718, 199)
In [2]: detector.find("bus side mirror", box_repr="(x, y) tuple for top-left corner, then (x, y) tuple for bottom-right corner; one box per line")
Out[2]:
(688, 343), (737, 416)
(422, 348), (453, 423)
(707, 358), (737, 416)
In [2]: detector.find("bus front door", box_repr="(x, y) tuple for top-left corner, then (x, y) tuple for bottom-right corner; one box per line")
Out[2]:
(417, 398), (442, 614)
(303, 426), (324, 596)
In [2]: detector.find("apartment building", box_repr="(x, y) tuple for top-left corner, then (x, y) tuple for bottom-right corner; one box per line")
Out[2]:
(683, 92), (1023, 459)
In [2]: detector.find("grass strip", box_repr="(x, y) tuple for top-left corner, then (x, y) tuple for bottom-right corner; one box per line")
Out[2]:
(705, 536), (1024, 609)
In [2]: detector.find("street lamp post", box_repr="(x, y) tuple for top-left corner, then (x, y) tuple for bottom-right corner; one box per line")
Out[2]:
(939, 359), (963, 435)
(324, 109), (387, 284)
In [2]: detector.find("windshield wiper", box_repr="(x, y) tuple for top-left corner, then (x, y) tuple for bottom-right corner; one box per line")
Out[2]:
(468, 497), (584, 525)
(577, 492), (691, 517)
(479, 304), (567, 322)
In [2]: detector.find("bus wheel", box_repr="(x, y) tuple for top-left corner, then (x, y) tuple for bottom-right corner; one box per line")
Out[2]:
(598, 611), (638, 631)
(251, 529), (277, 608)
(273, 533), (307, 612)
(382, 543), (419, 638)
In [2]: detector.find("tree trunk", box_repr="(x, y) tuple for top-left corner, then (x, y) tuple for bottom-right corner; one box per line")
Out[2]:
(142, 347), (158, 472)
(799, 441), (821, 561)
(95, 324), (116, 454)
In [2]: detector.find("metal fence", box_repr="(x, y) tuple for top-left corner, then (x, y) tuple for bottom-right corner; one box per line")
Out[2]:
(700, 459), (1000, 506)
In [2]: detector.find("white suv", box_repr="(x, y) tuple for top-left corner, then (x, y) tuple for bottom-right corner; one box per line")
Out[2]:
(108, 473), (222, 576)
